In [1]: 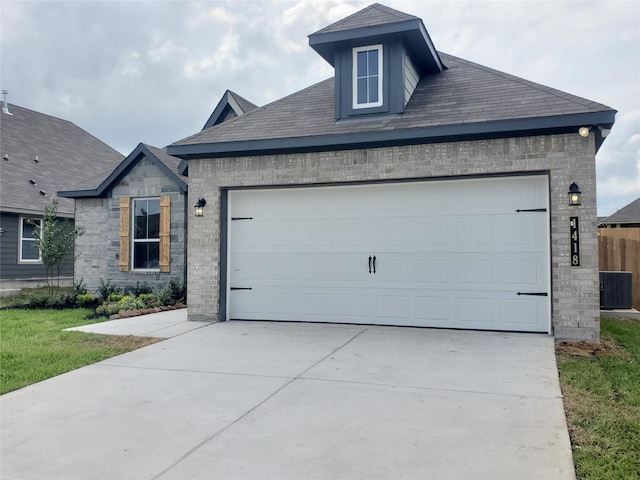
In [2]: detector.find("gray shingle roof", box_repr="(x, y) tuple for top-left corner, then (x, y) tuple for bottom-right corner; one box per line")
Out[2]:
(312, 3), (418, 34)
(58, 143), (187, 198)
(229, 91), (258, 116)
(600, 197), (640, 225)
(0, 103), (123, 216)
(170, 52), (615, 154)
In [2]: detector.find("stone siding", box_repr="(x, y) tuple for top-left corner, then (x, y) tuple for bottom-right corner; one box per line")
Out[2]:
(187, 133), (599, 342)
(74, 157), (187, 293)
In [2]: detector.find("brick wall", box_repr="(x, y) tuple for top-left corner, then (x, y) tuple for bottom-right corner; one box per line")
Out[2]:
(187, 133), (599, 341)
(74, 157), (187, 294)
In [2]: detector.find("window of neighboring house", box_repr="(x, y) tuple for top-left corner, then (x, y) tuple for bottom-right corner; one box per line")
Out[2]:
(353, 45), (383, 109)
(131, 198), (160, 270)
(19, 217), (41, 262)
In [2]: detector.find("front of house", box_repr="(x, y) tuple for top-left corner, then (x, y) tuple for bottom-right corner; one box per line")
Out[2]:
(167, 4), (615, 342)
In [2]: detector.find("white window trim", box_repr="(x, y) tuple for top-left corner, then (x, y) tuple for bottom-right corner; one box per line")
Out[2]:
(19, 216), (42, 263)
(352, 44), (383, 109)
(131, 198), (160, 272)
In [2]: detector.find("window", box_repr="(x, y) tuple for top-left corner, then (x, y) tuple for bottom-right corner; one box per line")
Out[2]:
(119, 196), (170, 273)
(353, 45), (383, 109)
(132, 198), (160, 270)
(19, 217), (41, 262)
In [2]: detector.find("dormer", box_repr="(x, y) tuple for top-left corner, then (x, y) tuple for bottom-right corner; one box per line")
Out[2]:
(309, 3), (445, 120)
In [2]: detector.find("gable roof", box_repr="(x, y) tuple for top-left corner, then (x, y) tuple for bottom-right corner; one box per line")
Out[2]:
(0, 103), (123, 216)
(599, 197), (640, 225)
(202, 90), (258, 130)
(309, 3), (444, 74)
(168, 52), (616, 160)
(58, 143), (187, 198)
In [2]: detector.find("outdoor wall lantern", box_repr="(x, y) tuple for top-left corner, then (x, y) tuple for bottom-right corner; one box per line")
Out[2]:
(578, 126), (591, 138)
(194, 198), (207, 217)
(568, 182), (581, 206)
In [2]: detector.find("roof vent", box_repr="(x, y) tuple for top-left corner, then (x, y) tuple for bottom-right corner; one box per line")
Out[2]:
(2, 90), (12, 115)
(34, 155), (39, 163)
(39, 190), (46, 196)
(29, 179), (37, 185)
(3, 154), (8, 161)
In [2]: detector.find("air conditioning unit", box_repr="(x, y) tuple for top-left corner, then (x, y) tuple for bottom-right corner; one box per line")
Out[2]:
(599, 271), (633, 309)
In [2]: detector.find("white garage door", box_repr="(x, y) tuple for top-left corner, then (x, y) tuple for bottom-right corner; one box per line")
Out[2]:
(227, 176), (550, 332)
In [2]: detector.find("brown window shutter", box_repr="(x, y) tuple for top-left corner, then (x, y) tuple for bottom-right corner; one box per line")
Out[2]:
(159, 195), (171, 272)
(119, 197), (130, 271)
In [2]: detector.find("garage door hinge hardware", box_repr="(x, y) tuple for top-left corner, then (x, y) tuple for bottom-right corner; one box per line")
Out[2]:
(231, 217), (253, 221)
(230, 287), (252, 291)
(515, 208), (547, 213)
(517, 292), (548, 296)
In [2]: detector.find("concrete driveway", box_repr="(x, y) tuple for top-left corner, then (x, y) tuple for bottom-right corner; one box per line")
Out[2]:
(0, 320), (575, 480)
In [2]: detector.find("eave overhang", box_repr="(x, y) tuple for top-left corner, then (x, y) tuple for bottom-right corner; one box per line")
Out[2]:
(167, 110), (616, 161)
(309, 18), (444, 75)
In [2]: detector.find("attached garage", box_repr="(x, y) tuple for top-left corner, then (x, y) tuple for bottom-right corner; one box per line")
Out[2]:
(169, 4), (615, 341)
(227, 175), (550, 332)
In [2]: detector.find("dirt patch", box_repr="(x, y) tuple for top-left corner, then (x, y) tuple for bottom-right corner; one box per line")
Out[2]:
(556, 339), (630, 359)
(80, 334), (162, 349)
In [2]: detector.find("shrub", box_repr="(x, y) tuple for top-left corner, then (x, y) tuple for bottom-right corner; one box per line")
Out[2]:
(138, 293), (160, 308)
(73, 278), (88, 296)
(76, 293), (99, 309)
(98, 279), (120, 302)
(167, 277), (186, 304)
(108, 293), (124, 303)
(153, 286), (172, 307)
(127, 281), (154, 297)
(95, 303), (121, 316)
(26, 294), (49, 309)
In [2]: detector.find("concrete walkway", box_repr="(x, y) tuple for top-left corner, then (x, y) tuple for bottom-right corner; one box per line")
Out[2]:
(64, 308), (205, 338)
(1, 319), (575, 480)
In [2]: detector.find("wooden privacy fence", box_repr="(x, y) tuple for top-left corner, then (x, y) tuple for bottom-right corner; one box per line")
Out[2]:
(598, 228), (640, 310)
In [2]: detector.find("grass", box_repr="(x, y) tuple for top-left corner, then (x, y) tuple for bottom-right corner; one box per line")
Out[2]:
(0, 308), (160, 394)
(0, 286), (74, 309)
(557, 317), (640, 479)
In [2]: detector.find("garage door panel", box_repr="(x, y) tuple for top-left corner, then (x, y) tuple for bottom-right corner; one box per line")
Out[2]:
(228, 176), (550, 332)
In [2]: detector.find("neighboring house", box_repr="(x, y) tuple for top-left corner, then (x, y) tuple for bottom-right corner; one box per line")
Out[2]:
(165, 4), (615, 342)
(598, 198), (640, 228)
(0, 99), (123, 289)
(57, 91), (254, 293)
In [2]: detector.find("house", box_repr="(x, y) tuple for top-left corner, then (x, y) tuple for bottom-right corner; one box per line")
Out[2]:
(58, 90), (255, 293)
(598, 197), (640, 228)
(0, 97), (123, 289)
(166, 3), (615, 342)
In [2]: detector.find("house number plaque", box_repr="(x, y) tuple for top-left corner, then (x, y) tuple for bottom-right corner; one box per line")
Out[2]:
(570, 216), (580, 266)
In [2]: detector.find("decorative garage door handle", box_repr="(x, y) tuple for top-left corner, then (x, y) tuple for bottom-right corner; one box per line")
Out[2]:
(369, 256), (372, 274)
(368, 255), (377, 274)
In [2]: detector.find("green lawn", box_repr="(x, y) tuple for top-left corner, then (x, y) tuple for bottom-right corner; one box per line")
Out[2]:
(557, 317), (640, 480)
(0, 309), (160, 394)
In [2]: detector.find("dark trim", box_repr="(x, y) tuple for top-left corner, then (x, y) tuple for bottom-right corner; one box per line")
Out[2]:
(219, 189), (228, 322)
(516, 208), (547, 213)
(59, 143), (187, 198)
(167, 110), (616, 160)
(309, 18), (444, 74)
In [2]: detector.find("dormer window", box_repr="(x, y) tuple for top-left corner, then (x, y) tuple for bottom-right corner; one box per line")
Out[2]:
(353, 45), (383, 109)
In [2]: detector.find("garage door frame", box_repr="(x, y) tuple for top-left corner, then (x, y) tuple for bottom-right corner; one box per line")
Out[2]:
(220, 172), (552, 333)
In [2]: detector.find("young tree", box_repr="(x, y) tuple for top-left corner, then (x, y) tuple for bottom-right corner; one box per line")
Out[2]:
(30, 198), (85, 299)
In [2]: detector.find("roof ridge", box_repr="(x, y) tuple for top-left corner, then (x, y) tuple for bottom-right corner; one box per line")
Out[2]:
(440, 52), (613, 113)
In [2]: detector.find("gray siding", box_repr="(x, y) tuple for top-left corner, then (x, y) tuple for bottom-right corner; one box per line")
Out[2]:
(0, 211), (74, 281)
(187, 132), (600, 342)
(403, 50), (419, 106)
(73, 157), (187, 294)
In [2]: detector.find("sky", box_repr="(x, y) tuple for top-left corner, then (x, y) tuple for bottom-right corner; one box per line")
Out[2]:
(1, 0), (639, 216)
